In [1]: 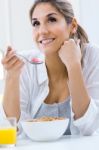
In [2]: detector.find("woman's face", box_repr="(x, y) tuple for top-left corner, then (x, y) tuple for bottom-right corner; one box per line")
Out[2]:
(32, 3), (72, 55)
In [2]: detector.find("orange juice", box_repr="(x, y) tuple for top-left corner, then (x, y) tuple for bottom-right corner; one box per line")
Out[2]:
(0, 127), (16, 144)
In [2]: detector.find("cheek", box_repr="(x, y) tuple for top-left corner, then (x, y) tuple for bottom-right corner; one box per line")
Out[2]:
(55, 26), (70, 40)
(32, 30), (38, 41)
(61, 28), (70, 40)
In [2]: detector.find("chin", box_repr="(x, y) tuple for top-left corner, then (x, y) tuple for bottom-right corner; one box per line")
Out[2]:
(40, 47), (58, 55)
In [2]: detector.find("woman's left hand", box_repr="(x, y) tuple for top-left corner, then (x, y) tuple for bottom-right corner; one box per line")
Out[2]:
(58, 39), (81, 69)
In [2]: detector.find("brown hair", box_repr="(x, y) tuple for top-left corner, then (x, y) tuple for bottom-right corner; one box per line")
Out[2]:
(30, 0), (89, 49)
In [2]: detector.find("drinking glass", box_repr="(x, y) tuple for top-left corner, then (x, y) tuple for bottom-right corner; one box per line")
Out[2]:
(0, 117), (17, 147)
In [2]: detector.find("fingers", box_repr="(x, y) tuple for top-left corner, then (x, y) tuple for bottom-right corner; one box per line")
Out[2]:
(2, 52), (16, 64)
(1, 46), (24, 71)
(63, 38), (80, 46)
(3, 56), (23, 70)
(2, 47), (15, 64)
(7, 46), (12, 52)
(5, 46), (13, 56)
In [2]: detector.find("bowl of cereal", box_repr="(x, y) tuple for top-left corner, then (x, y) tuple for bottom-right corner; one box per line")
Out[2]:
(21, 117), (69, 141)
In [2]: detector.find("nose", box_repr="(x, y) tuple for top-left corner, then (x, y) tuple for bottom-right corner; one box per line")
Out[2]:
(38, 24), (49, 35)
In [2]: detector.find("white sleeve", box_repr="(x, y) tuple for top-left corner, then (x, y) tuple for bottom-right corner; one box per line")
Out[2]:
(72, 44), (99, 135)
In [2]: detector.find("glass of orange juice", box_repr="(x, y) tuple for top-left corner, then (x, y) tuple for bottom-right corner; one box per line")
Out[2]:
(0, 117), (17, 147)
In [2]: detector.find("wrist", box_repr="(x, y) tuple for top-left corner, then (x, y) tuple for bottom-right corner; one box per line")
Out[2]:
(66, 61), (81, 73)
(5, 72), (20, 81)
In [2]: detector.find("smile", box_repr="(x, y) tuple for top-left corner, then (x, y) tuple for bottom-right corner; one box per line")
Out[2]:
(39, 38), (55, 46)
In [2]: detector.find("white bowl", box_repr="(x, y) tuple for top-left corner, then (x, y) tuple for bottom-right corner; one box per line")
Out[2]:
(21, 118), (69, 141)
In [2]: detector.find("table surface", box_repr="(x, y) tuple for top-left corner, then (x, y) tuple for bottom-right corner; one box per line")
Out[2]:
(0, 135), (99, 150)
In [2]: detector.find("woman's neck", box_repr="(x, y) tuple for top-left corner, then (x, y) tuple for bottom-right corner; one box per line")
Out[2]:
(45, 53), (68, 82)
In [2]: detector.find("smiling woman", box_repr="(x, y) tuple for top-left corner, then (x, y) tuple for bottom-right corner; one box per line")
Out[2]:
(0, 0), (99, 139)
(30, 0), (88, 56)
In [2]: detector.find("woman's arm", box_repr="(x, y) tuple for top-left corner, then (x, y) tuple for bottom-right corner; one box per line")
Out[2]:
(59, 39), (90, 119)
(1, 47), (24, 121)
(3, 74), (21, 120)
(67, 61), (90, 119)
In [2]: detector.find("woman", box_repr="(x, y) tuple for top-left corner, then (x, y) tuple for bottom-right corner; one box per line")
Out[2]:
(1, 0), (99, 135)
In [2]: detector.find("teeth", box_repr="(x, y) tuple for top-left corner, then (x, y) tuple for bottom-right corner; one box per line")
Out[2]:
(41, 39), (54, 44)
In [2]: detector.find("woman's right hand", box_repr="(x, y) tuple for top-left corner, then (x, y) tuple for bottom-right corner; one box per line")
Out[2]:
(1, 46), (24, 77)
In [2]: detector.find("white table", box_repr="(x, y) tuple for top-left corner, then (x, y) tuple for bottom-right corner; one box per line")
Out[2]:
(0, 135), (99, 150)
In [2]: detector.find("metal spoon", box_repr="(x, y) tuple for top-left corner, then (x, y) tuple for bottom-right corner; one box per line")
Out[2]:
(15, 53), (44, 65)
(0, 48), (44, 65)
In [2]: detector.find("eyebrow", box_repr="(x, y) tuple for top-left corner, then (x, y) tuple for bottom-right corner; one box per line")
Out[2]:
(32, 13), (58, 21)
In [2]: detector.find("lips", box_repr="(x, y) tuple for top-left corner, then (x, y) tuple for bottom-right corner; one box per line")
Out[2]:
(39, 38), (55, 45)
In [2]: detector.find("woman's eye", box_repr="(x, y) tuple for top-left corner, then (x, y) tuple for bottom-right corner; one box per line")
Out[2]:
(48, 17), (57, 23)
(32, 21), (40, 27)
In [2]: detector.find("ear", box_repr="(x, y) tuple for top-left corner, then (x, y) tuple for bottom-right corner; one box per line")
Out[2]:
(70, 18), (78, 34)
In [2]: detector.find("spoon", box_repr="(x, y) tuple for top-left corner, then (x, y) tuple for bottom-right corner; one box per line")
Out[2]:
(0, 48), (44, 65)
(15, 53), (44, 65)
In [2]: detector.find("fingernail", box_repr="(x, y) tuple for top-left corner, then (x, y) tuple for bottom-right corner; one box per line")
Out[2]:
(7, 46), (12, 51)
